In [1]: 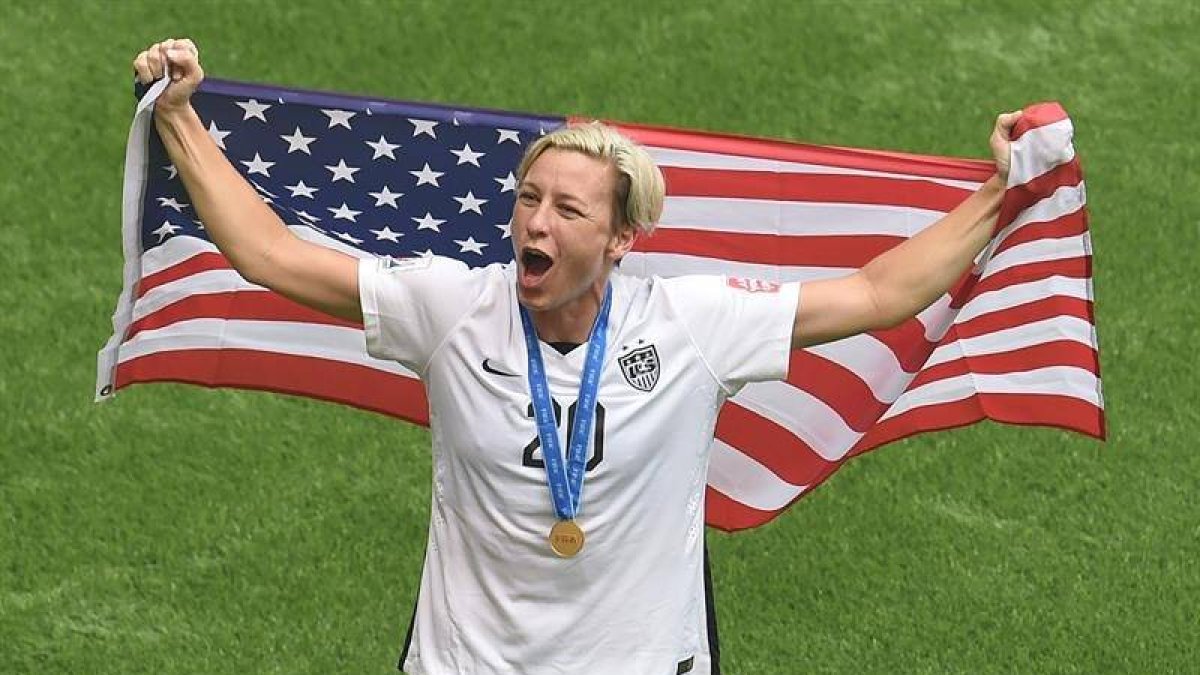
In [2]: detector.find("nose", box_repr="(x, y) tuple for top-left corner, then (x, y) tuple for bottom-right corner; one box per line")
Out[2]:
(523, 201), (553, 239)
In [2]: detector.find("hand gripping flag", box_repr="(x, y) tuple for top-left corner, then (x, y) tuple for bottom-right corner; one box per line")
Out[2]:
(97, 78), (1105, 531)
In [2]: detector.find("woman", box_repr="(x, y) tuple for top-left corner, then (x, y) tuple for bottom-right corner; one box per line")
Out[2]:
(133, 38), (1019, 675)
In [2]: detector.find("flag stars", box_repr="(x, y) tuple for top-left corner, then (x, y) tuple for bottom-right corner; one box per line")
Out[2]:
(370, 225), (404, 242)
(207, 121), (231, 149)
(412, 212), (445, 232)
(455, 237), (487, 255)
(321, 108), (356, 129)
(368, 185), (403, 208)
(495, 222), (511, 239)
(328, 203), (362, 222)
(410, 163), (444, 187)
(454, 191), (488, 215)
(494, 172), (517, 193)
(280, 127), (316, 154)
(241, 153), (276, 177)
(163, 164), (178, 180)
(294, 209), (320, 223)
(497, 129), (522, 144)
(236, 99), (272, 122)
(366, 135), (400, 160)
(285, 180), (318, 199)
(152, 220), (181, 242)
(157, 196), (189, 212)
(325, 159), (360, 183)
(409, 118), (438, 138)
(451, 142), (485, 167)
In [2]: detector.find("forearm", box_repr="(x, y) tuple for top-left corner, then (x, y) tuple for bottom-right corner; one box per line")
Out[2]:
(861, 175), (1004, 327)
(154, 104), (291, 285)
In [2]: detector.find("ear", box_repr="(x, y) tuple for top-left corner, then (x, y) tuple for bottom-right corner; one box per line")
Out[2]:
(607, 222), (638, 263)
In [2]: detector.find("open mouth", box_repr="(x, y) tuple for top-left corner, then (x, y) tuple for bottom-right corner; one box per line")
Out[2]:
(520, 247), (554, 285)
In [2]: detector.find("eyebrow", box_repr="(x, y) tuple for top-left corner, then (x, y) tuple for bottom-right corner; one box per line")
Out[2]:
(520, 180), (591, 210)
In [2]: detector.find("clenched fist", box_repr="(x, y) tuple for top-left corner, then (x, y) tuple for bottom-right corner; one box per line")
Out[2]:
(132, 38), (204, 114)
(990, 110), (1023, 182)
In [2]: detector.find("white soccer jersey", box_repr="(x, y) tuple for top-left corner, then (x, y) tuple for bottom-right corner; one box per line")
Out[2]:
(359, 256), (799, 675)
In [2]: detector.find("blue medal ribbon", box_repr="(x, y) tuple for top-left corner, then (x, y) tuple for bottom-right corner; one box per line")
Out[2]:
(518, 284), (612, 521)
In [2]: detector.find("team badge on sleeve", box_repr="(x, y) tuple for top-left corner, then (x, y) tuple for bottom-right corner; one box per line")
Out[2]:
(727, 277), (781, 293)
(618, 344), (660, 392)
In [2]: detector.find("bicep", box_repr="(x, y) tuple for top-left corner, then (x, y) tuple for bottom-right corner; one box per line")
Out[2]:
(791, 271), (885, 349)
(257, 234), (363, 323)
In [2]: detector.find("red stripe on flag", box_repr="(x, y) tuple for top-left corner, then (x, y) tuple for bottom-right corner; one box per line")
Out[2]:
(853, 392), (1105, 455)
(786, 351), (887, 433)
(115, 349), (430, 425)
(997, 158), (1083, 229)
(661, 167), (972, 211)
(971, 256), (1092, 298)
(953, 295), (1094, 340)
(633, 229), (903, 267)
(868, 318), (937, 373)
(707, 385), (1105, 532)
(908, 340), (1100, 390)
(714, 403), (835, 486)
(704, 486), (782, 533)
(126, 290), (360, 340)
(1010, 102), (1070, 142)
(138, 252), (234, 298)
(995, 209), (1088, 257)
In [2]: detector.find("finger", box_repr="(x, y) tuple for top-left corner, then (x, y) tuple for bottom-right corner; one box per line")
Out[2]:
(133, 52), (152, 83)
(997, 110), (1023, 130)
(176, 38), (199, 56)
(144, 42), (166, 80)
(164, 46), (197, 81)
(158, 42), (171, 78)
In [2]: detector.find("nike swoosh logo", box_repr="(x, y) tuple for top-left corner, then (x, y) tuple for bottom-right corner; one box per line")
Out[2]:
(482, 358), (519, 377)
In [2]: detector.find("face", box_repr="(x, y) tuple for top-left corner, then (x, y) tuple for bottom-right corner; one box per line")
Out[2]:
(511, 148), (636, 313)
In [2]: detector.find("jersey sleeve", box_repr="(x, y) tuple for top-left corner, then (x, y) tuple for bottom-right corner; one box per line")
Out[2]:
(660, 275), (800, 394)
(358, 255), (482, 373)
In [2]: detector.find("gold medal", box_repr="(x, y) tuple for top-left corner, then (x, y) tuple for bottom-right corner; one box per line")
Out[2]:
(549, 519), (585, 558)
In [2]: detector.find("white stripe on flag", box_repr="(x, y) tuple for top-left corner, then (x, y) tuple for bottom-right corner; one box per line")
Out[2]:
(1009, 118), (1076, 185)
(924, 316), (1097, 368)
(732, 382), (860, 461)
(660, 197), (948, 237)
(955, 275), (1092, 324)
(706, 439), (806, 512)
(884, 366), (1103, 420)
(983, 232), (1092, 279)
(117, 318), (415, 378)
(648, 146), (985, 191)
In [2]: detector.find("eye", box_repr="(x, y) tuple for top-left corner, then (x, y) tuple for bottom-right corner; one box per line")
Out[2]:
(518, 190), (539, 205)
(557, 204), (583, 219)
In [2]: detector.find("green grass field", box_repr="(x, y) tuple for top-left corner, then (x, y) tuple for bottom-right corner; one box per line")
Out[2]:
(3, 0), (1198, 672)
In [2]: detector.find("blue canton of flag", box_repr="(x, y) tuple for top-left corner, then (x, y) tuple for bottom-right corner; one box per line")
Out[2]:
(140, 78), (564, 266)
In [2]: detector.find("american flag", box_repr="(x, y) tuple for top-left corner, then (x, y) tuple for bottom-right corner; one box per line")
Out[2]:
(97, 78), (1105, 531)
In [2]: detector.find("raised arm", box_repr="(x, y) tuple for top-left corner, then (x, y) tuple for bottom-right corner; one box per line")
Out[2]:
(791, 111), (1022, 349)
(132, 39), (362, 323)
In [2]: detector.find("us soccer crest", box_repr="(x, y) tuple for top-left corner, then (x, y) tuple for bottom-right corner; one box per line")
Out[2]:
(618, 344), (660, 392)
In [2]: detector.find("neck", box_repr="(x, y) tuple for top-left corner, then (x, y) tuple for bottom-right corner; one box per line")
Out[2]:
(529, 276), (609, 344)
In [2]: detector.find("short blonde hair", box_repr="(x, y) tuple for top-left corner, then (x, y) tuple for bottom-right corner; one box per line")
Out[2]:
(516, 122), (665, 235)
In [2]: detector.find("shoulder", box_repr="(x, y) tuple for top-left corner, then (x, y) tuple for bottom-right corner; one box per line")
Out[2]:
(363, 255), (510, 294)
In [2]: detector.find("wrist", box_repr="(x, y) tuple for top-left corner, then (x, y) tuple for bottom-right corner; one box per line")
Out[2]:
(153, 100), (198, 128)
